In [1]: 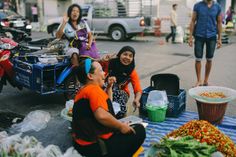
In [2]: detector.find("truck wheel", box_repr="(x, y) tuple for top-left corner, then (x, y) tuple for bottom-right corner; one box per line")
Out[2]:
(51, 25), (59, 37)
(64, 74), (80, 101)
(110, 26), (125, 41)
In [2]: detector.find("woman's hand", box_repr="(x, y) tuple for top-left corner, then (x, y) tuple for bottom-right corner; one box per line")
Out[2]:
(132, 99), (140, 110)
(132, 92), (141, 112)
(86, 43), (91, 50)
(119, 122), (136, 134)
(62, 14), (69, 24)
(94, 108), (135, 134)
(101, 53), (116, 62)
(106, 77), (116, 101)
(107, 77), (116, 88)
(56, 13), (68, 39)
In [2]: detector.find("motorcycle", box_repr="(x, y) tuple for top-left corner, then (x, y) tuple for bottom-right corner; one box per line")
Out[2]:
(0, 37), (22, 92)
(0, 36), (37, 93)
(0, 26), (30, 43)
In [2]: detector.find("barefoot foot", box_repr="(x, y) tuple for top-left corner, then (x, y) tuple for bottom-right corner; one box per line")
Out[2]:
(193, 81), (202, 87)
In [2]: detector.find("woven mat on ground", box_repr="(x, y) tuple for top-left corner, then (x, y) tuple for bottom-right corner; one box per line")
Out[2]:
(139, 111), (236, 156)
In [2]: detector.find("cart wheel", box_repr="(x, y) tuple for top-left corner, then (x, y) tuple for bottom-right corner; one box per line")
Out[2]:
(64, 74), (81, 101)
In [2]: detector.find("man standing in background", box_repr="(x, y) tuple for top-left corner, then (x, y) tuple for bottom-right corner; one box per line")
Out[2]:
(31, 4), (38, 22)
(188, 0), (222, 87)
(165, 4), (178, 43)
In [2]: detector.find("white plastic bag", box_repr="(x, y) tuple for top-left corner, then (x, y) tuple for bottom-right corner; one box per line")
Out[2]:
(65, 99), (74, 110)
(112, 102), (121, 115)
(11, 110), (51, 132)
(175, 26), (184, 43)
(37, 145), (62, 157)
(60, 147), (83, 157)
(147, 90), (168, 108)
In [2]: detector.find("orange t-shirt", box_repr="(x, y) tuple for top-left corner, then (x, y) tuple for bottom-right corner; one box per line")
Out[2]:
(73, 84), (113, 145)
(122, 69), (142, 96)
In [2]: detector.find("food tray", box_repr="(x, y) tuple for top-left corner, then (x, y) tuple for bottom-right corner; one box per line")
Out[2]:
(119, 116), (143, 125)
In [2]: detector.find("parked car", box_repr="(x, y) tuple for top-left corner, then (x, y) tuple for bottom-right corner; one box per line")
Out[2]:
(0, 9), (32, 36)
(47, 4), (145, 41)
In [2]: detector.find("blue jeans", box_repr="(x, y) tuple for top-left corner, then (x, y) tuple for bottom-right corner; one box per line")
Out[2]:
(194, 36), (217, 61)
(166, 26), (176, 42)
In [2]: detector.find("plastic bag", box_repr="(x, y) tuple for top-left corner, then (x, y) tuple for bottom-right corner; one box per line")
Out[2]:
(11, 110), (51, 132)
(0, 132), (84, 157)
(0, 133), (22, 153)
(47, 38), (67, 53)
(65, 99), (74, 110)
(60, 147), (83, 157)
(147, 90), (168, 108)
(112, 102), (121, 115)
(0, 131), (8, 140)
(175, 26), (184, 43)
(37, 145), (62, 157)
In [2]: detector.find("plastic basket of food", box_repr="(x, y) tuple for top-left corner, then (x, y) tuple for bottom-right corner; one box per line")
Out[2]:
(189, 86), (236, 104)
(189, 86), (236, 124)
(61, 108), (72, 121)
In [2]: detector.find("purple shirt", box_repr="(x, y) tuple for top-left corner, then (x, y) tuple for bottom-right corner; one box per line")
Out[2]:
(194, 1), (221, 38)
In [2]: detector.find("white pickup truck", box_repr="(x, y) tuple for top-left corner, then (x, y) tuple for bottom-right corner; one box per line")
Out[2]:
(46, 4), (145, 41)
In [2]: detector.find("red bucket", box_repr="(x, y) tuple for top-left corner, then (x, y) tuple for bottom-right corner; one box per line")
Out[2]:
(196, 100), (228, 125)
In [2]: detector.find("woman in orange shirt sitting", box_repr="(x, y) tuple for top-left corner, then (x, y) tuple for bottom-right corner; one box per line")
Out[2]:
(106, 46), (142, 118)
(72, 58), (145, 157)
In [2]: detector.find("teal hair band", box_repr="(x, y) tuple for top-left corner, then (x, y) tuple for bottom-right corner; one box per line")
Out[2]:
(85, 58), (92, 75)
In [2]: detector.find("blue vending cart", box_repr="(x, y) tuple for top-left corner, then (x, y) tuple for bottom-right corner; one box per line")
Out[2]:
(13, 55), (78, 99)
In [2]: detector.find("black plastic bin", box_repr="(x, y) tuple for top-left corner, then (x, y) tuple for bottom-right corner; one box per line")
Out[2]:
(139, 87), (186, 117)
(139, 73), (185, 117)
(150, 73), (179, 95)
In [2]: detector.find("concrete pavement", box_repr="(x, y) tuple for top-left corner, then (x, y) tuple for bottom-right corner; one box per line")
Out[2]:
(131, 35), (236, 116)
(31, 32), (236, 116)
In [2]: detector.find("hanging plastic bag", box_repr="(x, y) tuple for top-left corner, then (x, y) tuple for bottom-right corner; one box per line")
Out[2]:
(175, 26), (184, 43)
(146, 90), (168, 108)
(11, 110), (51, 132)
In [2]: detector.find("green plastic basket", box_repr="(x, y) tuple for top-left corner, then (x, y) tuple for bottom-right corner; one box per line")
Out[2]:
(146, 105), (167, 122)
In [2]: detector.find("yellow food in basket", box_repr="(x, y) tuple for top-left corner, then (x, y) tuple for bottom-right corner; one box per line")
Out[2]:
(199, 92), (226, 98)
(67, 108), (73, 117)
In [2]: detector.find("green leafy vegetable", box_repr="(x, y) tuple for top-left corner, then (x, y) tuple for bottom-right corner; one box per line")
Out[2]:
(151, 136), (216, 157)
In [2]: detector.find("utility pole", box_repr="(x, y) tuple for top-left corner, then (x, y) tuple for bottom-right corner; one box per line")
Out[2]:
(37, 0), (44, 31)
(156, 0), (160, 18)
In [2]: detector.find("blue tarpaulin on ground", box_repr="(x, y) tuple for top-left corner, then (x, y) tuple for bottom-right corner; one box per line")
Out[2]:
(140, 111), (236, 156)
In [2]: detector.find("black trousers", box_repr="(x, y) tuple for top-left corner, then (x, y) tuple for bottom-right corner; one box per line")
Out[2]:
(73, 124), (146, 157)
(166, 26), (176, 42)
(33, 15), (38, 22)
